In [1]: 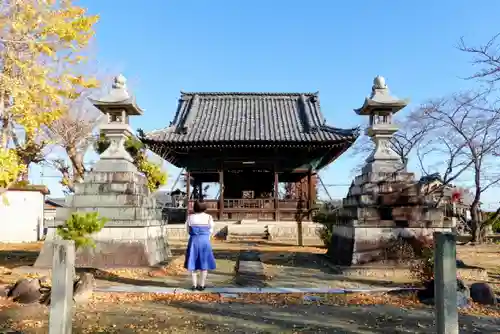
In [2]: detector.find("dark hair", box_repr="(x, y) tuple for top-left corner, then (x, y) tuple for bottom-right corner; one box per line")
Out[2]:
(193, 200), (207, 213)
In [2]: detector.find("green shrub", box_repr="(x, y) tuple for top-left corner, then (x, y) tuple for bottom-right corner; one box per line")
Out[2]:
(383, 237), (417, 262)
(409, 246), (434, 283)
(488, 211), (500, 233)
(56, 212), (108, 249)
(95, 133), (167, 192)
(313, 210), (339, 248)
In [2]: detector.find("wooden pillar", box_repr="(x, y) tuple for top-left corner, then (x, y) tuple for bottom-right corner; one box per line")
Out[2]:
(219, 170), (224, 220)
(195, 179), (202, 200)
(307, 169), (313, 220)
(186, 171), (191, 213)
(274, 170), (279, 221)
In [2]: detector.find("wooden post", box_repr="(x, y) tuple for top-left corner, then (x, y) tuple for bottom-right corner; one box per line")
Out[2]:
(219, 170), (224, 220)
(49, 240), (75, 334)
(434, 232), (458, 334)
(307, 170), (313, 220)
(186, 171), (191, 213)
(274, 170), (279, 221)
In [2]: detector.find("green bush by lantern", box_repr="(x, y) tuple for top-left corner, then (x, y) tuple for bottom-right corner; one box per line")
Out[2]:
(95, 133), (167, 192)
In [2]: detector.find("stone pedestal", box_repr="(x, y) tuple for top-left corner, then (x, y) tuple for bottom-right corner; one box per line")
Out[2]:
(35, 168), (170, 268)
(328, 172), (450, 265)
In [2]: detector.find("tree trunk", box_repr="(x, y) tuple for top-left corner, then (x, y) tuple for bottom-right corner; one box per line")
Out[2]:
(1, 116), (9, 149)
(19, 168), (29, 182)
(67, 147), (85, 184)
(470, 202), (482, 243)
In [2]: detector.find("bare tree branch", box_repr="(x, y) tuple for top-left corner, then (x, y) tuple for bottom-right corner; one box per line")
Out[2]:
(458, 33), (500, 83)
(43, 97), (103, 192)
(417, 89), (500, 242)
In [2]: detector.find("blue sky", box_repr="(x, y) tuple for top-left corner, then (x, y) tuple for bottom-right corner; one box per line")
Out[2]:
(31, 0), (500, 209)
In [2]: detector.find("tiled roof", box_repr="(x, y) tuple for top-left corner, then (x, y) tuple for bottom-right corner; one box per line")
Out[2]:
(45, 198), (66, 208)
(144, 92), (358, 144)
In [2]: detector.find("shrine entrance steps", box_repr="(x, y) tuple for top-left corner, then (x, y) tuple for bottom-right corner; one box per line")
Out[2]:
(165, 221), (322, 245)
(217, 220), (322, 245)
(225, 222), (268, 242)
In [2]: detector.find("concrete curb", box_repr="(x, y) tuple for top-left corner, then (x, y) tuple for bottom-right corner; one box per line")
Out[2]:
(95, 286), (423, 294)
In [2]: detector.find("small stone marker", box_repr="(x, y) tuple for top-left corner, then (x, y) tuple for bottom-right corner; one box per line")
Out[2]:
(434, 232), (458, 334)
(49, 240), (75, 334)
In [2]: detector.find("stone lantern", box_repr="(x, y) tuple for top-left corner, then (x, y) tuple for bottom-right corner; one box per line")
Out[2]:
(89, 74), (143, 171)
(34, 74), (170, 269)
(354, 75), (409, 173)
(327, 76), (449, 267)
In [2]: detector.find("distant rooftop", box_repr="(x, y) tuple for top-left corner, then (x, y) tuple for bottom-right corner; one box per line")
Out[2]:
(45, 198), (66, 207)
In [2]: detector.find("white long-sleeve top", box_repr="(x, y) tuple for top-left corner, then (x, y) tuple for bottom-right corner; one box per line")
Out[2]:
(185, 212), (215, 235)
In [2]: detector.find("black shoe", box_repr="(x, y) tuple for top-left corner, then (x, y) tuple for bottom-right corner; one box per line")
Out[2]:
(196, 286), (205, 291)
(191, 286), (197, 291)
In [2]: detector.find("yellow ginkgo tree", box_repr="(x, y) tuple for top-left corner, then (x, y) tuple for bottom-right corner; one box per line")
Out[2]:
(0, 0), (100, 193)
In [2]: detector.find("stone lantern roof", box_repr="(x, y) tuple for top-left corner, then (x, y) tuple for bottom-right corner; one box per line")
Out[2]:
(89, 74), (144, 116)
(354, 76), (410, 116)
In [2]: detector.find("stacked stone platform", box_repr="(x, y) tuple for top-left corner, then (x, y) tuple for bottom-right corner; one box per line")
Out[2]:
(35, 168), (170, 268)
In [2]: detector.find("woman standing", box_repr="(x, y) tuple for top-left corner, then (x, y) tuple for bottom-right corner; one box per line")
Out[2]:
(184, 200), (217, 291)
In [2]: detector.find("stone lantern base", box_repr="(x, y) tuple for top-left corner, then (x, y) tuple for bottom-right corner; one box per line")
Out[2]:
(34, 164), (171, 268)
(327, 171), (452, 266)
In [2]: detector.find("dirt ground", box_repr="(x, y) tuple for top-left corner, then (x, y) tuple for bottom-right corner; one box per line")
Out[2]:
(1, 241), (500, 290)
(1, 292), (499, 333)
(0, 242), (499, 333)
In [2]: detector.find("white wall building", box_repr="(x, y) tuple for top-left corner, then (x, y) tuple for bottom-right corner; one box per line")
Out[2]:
(0, 186), (49, 243)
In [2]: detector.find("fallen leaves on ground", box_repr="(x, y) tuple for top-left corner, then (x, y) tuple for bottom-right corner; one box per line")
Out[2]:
(86, 291), (420, 309)
(1, 291), (499, 333)
(149, 256), (186, 277)
(0, 267), (45, 285)
(0, 296), (16, 311)
(90, 292), (221, 305)
(460, 302), (500, 317)
(86, 292), (500, 317)
(0, 242), (43, 252)
(92, 268), (149, 280)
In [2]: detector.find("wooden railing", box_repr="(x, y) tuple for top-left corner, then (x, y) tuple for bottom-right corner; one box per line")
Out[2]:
(278, 199), (303, 209)
(186, 198), (312, 221)
(224, 198), (274, 209)
(188, 199), (218, 211)
(187, 199), (304, 210)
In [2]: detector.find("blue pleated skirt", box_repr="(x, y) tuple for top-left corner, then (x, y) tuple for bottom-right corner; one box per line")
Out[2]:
(184, 226), (216, 271)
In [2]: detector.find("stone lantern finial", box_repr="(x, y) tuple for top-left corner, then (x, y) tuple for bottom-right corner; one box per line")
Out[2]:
(373, 75), (387, 90)
(113, 74), (127, 89)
